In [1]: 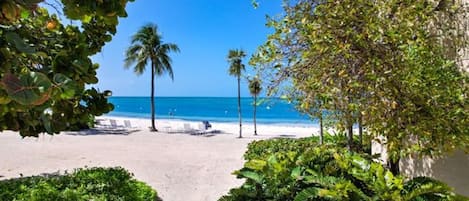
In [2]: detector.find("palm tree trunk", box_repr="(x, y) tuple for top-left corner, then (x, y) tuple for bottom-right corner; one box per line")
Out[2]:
(151, 63), (157, 131)
(237, 76), (242, 138)
(254, 94), (257, 135)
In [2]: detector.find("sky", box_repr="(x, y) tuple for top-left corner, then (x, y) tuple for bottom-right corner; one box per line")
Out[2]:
(90, 0), (283, 97)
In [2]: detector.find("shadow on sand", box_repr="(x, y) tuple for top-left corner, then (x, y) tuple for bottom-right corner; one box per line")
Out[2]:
(65, 128), (141, 136)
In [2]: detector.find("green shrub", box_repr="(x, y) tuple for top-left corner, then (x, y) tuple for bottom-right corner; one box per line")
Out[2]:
(221, 139), (465, 201)
(244, 137), (319, 160)
(0, 167), (158, 201)
(244, 133), (372, 162)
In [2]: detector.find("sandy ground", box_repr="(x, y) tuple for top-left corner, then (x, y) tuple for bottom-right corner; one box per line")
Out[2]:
(0, 116), (318, 201)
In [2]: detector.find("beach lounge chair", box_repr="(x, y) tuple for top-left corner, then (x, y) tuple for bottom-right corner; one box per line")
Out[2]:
(183, 123), (195, 133)
(124, 120), (133, 128)
(198, 123), (206, 131)
(109, 119), (119, 128)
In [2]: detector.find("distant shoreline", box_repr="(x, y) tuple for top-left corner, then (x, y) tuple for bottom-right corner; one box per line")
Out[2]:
(103, 114), (317, 127)
(107, 96), (313, 125)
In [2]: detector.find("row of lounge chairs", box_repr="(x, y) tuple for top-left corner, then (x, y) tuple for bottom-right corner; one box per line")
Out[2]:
(96, 119), (220, 135)
(97, 119), (137, 129)
(158, 122), (220, 135)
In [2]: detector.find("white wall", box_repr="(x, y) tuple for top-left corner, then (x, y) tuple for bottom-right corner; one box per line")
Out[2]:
(372, 140), (469, 197)
(400, 150), (469, 197)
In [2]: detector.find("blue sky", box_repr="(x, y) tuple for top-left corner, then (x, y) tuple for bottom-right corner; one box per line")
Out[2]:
(91, 0), (283, 97)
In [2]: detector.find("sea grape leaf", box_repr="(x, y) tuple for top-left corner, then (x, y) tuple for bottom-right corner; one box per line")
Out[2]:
(1, 2), (17, 21)
(4, 32), (35, 54)
(0, 90), (11, 104)
(1, 72), (52, 105)
(53, 73), (77, 99)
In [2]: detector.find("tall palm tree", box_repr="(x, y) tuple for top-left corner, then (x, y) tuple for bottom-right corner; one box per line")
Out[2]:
(248, 76), (262, 135)
(227, 49), (246, 138)
(124, 23), (179, 131)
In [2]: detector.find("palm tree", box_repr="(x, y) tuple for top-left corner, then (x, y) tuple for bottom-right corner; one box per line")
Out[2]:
(248, 77), (262, 135)
(227, 49), (246, 138)
(124, 23), (179, 131)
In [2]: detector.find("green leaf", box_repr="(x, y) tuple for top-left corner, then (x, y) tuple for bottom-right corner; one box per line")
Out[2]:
(291, 166), (302, 179)
(245, 159), (267, 170)
(4, 32), (35, 54)
(1, 72), (52, 105)
(237, 170), (263, 184)
(20, 10), (30, 19)
(53, 74), (77, 99)
(294, 187), (320, 201)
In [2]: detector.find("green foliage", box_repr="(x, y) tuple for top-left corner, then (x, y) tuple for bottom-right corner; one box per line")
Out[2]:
(248, 76), (262, 97)
(124, 23), (179, 131)
(227, 48), (246, 138)
(251, 0), (469, 160)
(0, 0), (133, 136)
(244, 134), (371, 161)
(243, 137), (318, 161)
(227, 49), (246, 77)
(0, 167), (158, 201)
(221, 138), (464, 201)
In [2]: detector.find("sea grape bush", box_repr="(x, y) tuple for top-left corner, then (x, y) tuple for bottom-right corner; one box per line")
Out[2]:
(221, 138), (466, 201)
(0, 167), (158, 201)
(0, 0), (134, 136)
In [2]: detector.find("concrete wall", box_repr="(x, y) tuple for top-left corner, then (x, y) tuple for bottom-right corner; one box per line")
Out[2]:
(400, 151), (469, 196)
(372, 140), (469, 197)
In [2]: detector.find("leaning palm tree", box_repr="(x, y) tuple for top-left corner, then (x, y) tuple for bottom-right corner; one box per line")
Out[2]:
(248, 77), (262, 135)
(124, 23), (179, 131)
(227, 49), (246, 138)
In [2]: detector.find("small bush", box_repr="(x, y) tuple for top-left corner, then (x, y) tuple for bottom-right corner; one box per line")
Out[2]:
(221, 138), (465, 201)
(244, 137), (318, 160)
(0, 167), (158, 201)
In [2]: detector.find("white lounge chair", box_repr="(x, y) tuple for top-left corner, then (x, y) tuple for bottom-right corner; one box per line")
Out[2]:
(109, 119), (119, 128)
(124, 120), (133, 128)
(183, 123), (195, 133)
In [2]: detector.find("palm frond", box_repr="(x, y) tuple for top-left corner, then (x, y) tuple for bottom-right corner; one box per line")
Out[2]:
(227, 49), (246, 77)
(124, 23), (178, 79)
(249, 77), (262, 96)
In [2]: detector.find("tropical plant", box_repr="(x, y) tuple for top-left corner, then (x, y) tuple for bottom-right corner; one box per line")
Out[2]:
(220, 139), (464, 201)
(248, 76), (262, 135)
(0, 0), (133, 136)
(227, 49), (246, 138)
(250, 0), (469, 172)
(124, 23), (179, 131)
(0, 167), (158, 201)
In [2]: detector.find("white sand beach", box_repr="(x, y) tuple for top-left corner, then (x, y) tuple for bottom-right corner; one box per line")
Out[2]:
(0, 116), (318, 201)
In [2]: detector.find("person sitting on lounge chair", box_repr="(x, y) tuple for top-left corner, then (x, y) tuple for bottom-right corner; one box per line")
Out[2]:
(202, 120), (211, 130)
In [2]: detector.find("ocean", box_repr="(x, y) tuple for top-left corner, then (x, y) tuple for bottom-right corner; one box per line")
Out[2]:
(107, 97), (313, 124)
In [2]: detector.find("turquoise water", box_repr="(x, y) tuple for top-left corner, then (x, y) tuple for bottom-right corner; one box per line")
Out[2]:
(107, 97), (313, 124)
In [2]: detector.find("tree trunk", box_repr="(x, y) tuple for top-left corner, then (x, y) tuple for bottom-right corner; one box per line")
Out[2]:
(319, 112), (324, 144)
(150, 63), (157, 132)
(347, 122), (353, 151)
(358, 114), (363, 147)
(254, 94), (257, 135)
(388, 156), (400, 175)
(237, 76), (242, 138)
